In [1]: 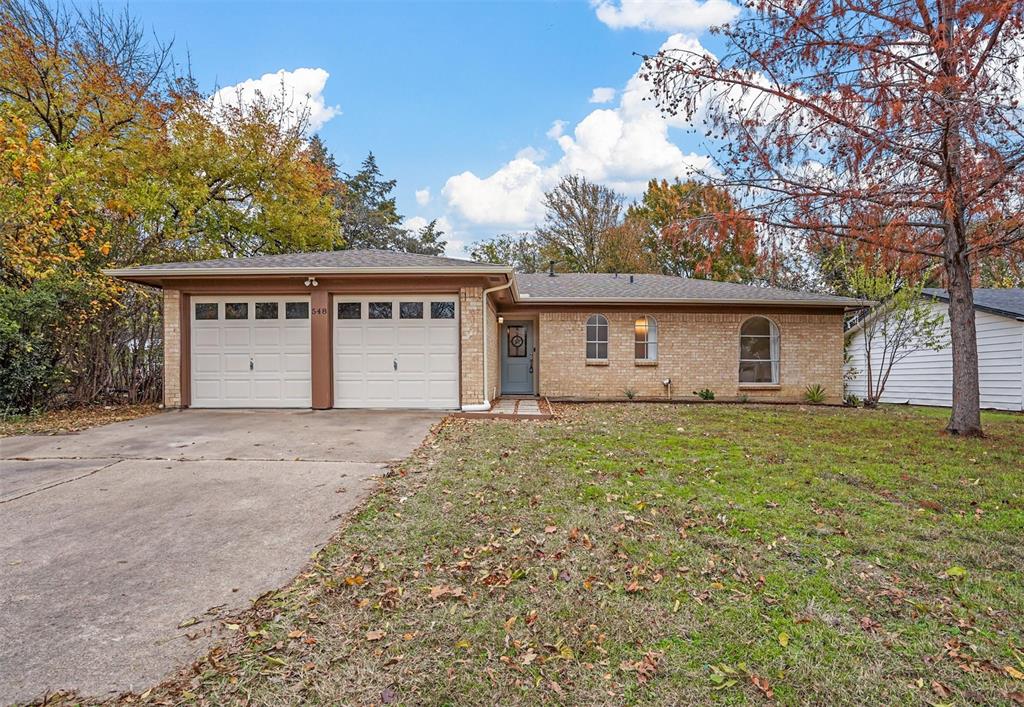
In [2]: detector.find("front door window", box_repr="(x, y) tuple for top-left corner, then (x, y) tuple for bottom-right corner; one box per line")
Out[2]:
(507, 325), (527, 357)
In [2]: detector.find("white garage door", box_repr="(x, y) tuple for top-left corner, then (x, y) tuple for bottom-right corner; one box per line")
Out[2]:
(191, 296), (312, 408)
(334, 295), (459, 409)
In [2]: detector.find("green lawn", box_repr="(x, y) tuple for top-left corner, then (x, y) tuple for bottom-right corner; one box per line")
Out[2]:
(139, 404), (1022, 705)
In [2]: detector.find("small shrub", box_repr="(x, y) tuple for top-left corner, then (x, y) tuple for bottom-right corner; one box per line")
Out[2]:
(623, 388), (637, 400)
(844, 393), (861, 407)
(737, 393), (750, 403)
(693, 388), (715, 401)
(804, 384), (827, 404)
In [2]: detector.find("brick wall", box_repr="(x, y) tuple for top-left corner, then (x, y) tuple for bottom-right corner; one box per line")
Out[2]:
(537, 309), (844, 403)
(460, 287), (484, 406)
(163, 289), (182, 408)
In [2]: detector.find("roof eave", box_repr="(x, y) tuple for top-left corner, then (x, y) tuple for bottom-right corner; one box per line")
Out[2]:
(515, 295), (868, 308)
(104, 264), (513, 281)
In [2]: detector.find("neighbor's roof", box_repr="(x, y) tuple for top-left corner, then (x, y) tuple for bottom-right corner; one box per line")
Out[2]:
(104, 249), (511, 278)
(515, 272), (865, 307)
(924, 288), (1024, 320)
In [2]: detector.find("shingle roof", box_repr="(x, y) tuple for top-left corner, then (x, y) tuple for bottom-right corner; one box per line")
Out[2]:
(515, 272), (865, 307)
(108, 249), (506, 273)
(923, 288), (1024, 319)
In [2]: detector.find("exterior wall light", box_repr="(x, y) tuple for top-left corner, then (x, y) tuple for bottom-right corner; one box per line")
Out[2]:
(304, 277), (319, 287)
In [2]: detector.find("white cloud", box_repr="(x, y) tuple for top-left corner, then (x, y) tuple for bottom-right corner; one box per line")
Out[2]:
(515, 146), (547, 162)
(415, 188), (431, 207)
(211, 67), (340, 132)
(441, 34), (713, 228)
(546, 120), (567, 139)
(589, 87), (617, 104)
(591, 0), (739, 32)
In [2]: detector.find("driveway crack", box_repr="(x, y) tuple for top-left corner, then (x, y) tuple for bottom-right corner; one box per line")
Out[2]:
(1, 459), (124, 504)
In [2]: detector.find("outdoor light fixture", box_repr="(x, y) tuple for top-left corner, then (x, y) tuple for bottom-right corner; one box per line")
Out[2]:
(498, 316), (504, 324)
(304, 277), (319, 287)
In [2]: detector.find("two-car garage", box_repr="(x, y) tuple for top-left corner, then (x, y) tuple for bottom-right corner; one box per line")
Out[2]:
(188, 294), (459, 410)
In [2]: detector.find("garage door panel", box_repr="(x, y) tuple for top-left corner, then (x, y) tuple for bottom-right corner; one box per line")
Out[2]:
(221, 379), (252, 400)
(334, 295), (459, 409)
(335, 327), (363, 346)
(223, 353), (253, 373)
(365, 353), (395, 373)
(252, 380), (282, 400)
(193, 353), (222, 374)
(365, 378), (398, 403)
(253, 327), (280, 346)
(282, 353), (309, 373)
(398, 353), (427, 373)
(190, 296), (311, 408)
(428, 327), (456, 345)
(364, 328), (396, 347)
(223, 328), (251, 347)
(193, 328), (221, 347)
(252, 352), (282, 372)
(283, 326), (310, 347)
(397, 327), (427, 346)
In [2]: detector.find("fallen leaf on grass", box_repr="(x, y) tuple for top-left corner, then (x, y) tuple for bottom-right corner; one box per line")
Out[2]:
(750, 674), (774, 699)
(1006, 666), (1024, 681)
(943, 566), (968, 578)
(366, 630), (386, 641)
(620, 651), (662, 684)
(778, 632), (789, 648)
(544, 525), (558, 534)
(859, 616), (881, 632)
(429, 585), (465, 600)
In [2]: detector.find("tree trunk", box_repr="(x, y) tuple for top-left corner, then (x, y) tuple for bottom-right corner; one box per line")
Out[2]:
(943, 246), (982, 436)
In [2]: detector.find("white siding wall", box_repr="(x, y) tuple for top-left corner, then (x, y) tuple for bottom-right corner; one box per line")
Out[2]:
(846, 302), (1024, 411)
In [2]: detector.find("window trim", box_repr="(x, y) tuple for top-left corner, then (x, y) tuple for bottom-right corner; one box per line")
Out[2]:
(585, 314), (609, 361)
(738, 316), (780, 385)
(634, 315), (658, 361)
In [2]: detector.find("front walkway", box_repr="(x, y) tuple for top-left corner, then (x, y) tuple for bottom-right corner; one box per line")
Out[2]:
(456, 397), (553, 419)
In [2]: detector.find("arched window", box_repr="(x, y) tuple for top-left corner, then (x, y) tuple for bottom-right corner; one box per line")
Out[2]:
(739, 317), (780, 383)
(634, 316), (658, 360)
(586, 314), (608, 360)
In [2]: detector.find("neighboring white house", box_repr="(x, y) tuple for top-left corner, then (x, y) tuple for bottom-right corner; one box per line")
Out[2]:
(845, 288), (1024, 411)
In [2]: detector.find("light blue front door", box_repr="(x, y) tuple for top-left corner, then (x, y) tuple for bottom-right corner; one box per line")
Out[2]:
(501, 322), (534, 394)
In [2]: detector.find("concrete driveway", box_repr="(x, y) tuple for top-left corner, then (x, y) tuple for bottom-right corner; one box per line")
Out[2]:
(0, 409), (441, 703)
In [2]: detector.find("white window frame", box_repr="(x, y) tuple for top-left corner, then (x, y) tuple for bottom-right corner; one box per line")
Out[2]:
(739, 316), (780, 384)
(586, 314), (609, 360)
(634, 315), (658, 361)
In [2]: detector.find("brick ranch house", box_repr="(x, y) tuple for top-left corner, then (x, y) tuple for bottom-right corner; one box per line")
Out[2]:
(106, 249), (865, 410)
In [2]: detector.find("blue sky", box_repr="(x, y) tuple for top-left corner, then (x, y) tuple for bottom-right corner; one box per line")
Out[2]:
(100, 1), (738, 255)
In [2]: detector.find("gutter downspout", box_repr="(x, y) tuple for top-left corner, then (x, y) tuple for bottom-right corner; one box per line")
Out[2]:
(462, 278), (514, 412)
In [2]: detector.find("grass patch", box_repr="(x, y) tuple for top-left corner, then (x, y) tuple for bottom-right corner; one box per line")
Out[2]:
(0, 403), (158, 437)
(123, 405), (1023, 705)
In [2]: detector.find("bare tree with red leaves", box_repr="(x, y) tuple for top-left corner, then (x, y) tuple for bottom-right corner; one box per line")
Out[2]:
(643, 0), (1024, 436)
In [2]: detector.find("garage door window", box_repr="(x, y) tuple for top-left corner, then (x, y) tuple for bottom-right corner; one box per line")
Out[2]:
(431, 301), (455, 319)
(195, 303), (218, 320)
(285, 302), (309, 319)
(400, 301), (424, 319)
(225, 303), (248, 320)
(369, 302), (393, 319)
(255, 302), (279, 319)
(338, 302), (361, 319)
